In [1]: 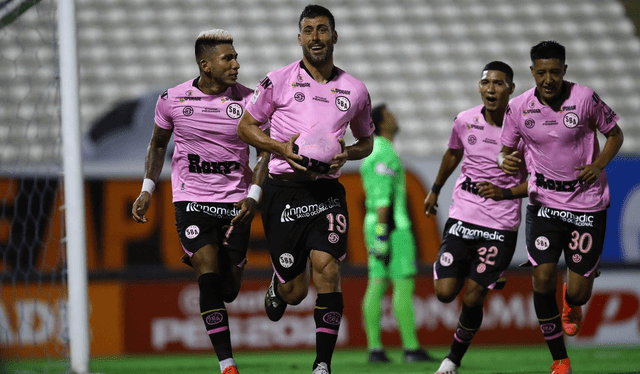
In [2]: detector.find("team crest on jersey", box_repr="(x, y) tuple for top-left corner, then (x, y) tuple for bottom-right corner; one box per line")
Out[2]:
(467, 135), (477, 145)
(440, 252), (453, 267)
(226, 103), (243, 119)
(297, 74), (304, 82)
(294, 92), (305, 102)
(185, 90), (195, 96)
(563, 112), (579, 128)
(183, 106), (194, 116)
(328, 233), (339, 244)
(535, 236), (549, 250)
(335, 96), (350, 111)
(473, 116), (480, 124)
(529, 100), (536, 108)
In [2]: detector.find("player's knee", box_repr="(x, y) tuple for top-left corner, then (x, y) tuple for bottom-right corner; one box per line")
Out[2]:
(287, 287), (308, 305)
(567, 288), (591, 306)
(221, 287), (240, 303)
(435, 288), (457, 303)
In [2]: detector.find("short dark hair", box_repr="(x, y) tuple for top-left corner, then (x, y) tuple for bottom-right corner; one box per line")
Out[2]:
(299, 4), (335, 31)
(530, 41), (566, 63)
(195, 29), (234, 62)
(482, 61), (514, 82)
(371, 104), (386, 136)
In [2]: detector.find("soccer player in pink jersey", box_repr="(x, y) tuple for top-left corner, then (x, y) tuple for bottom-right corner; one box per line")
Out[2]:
(424, 61), (528, 374)
(499, 41), (624, 374)
(131, 29), (269, 374)
(237, 5), (374, 374)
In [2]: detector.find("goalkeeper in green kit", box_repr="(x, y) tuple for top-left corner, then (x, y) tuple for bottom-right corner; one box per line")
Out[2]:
(360, 104), (434, 364)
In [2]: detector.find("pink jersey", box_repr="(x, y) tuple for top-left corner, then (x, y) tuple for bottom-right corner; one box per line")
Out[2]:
(501, 82), (618, 212)
(246, 60), (375, 177)
(447, 105), (528, 231)
(155, 78), (254, 203)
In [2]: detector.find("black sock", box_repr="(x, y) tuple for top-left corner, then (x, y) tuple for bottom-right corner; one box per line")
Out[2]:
(198, 272), (233, 361)
(533, 290), (567, 361)
(314, 292), (343, 372)
(446, 303), (483, 366)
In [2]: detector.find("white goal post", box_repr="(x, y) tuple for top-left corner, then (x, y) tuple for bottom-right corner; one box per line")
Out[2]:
(58, 0), (90, 372)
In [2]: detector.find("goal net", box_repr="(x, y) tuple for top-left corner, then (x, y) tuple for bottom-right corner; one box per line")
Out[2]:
(0, 0), (70, 372)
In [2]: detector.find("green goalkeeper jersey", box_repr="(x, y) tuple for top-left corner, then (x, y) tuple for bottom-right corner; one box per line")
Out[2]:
(360, 136), (416, 278)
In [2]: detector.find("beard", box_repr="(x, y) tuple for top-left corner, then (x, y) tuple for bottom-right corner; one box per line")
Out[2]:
(302, 43), (334, 67)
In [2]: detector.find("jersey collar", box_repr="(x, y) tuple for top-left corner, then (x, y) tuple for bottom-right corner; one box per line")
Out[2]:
(299, 60), (339, 83)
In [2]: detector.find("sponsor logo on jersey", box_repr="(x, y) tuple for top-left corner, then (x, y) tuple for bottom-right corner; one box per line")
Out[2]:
(461, 176), (479, 195)
(375, 162), (395, 176)
(292, 82), (311, 88)
(294, 92), (305, 102)
(221, 97), (242, 103)
(280, 197), (341, 222)
(561, 105), (576, 112)
(226, 103), (243, 119)
(466, 123), (485, 130)
(259, 76), (272, 89)
(523, 109), (542, 115)
(448, 220), (505, 242)
(251, 88), (261, 104)
(180, 97), (202, 102)
(188, 153), (240, 175)
(335, 96), (350, 111)
(603, 104), (617, 124)
(331, 88), (351, 95)
(563, 112), (579, 128)
(186, 202), (240, 219)
(505, 104), (511, 115)
(591, 92), (601, 105)
(313, 96), (329, 103)
(543, 120), (558, 126)
(537, 206), (595, 227)
(535, 172), (581, 193)
(483, 138), (497, 145)
(161, 90), (168, 100)
(183, 106), (194, 116)
(201, 108), (220, 113)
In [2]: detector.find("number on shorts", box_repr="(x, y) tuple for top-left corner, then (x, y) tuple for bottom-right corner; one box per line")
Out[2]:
(569, 231), (592, 253)
(326, 213), (347, 234)
(477, 246), (498, 266)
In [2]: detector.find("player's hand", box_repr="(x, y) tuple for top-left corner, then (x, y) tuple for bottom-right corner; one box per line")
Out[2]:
(501, 151), (521, 175)
(283, 133), (307, 171)
(369, 223), (390, 263)
(231, 197), (258, 226)
(132, 192), (152, 223)
(575, 164), (602, 184)
(477, 181), (504, 201)
(424, 191), (439, 217)
(328, 138), (348, 175)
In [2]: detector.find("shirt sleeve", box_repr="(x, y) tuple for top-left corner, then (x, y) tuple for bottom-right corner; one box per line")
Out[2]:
(154, 90), (173, 130)
(586, 90), (619, 134)
(447, 116), (464, 150)
(349, 92), (375, 139)
(500, 103), (520, 148)
(245, 75), (276, 124)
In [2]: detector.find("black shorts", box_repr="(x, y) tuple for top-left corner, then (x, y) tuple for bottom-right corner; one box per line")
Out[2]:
(262, 177), (349, 283)
(526, 205), (606, 276)
(174, 201), (250, 267)
(434, 218), (518, 289)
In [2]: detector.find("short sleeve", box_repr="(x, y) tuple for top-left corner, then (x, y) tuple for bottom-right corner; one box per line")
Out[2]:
(587, 91), (619, 135)
(245, 75), (276, 124)
(500, 103), (520, 148)
(154, 90), (173, 130)
(447, 116), (464, 150)
(349, 93), (375, 139)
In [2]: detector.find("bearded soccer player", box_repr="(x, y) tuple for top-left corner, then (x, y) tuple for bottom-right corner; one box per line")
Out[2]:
(499, 41), (623, 374)
(131, 29), (269, 374)
(237, 5), (374, 374)
(360, 104), (434, 364)
(424, 61), (528, 374)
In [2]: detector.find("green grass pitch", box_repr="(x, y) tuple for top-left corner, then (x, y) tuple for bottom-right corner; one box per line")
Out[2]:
(6, 346), (640, 373)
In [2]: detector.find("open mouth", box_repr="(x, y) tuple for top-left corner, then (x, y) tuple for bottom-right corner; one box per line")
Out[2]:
(485, 97), (497, 104)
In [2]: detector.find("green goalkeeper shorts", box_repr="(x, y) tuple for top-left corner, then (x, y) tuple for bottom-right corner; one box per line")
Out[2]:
(364, 217), (418, 279)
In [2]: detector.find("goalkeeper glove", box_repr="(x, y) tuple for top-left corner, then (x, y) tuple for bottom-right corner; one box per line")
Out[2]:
(370, 223), (390, 262)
